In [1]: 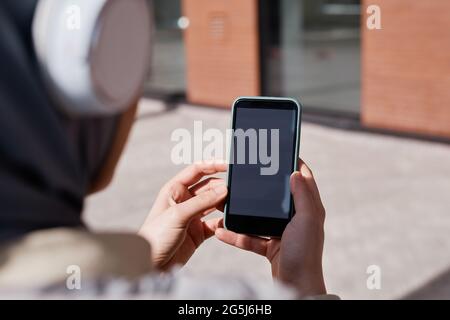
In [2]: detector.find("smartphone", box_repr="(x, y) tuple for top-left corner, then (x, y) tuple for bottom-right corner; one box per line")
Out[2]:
(224, 97), (302, 237)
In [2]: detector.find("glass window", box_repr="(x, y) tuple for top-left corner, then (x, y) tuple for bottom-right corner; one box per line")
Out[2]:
(145, 0), (186, 95)
(263, 0), (361, 115)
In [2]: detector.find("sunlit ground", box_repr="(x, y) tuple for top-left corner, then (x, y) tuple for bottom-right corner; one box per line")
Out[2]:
(85, 98), (450, 299)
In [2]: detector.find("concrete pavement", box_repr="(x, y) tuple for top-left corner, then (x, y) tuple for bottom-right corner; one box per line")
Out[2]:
(84, 99), (450, 299)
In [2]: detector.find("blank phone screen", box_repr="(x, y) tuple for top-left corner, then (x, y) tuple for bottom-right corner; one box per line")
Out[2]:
(228, 106), (297, 219)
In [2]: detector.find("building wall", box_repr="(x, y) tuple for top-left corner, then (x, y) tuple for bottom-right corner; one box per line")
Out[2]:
(182, 0), (260, 108)
(362, 0), (450, 138)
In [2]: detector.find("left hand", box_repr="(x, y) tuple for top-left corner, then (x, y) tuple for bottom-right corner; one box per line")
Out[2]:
(138, 162), (228, 270)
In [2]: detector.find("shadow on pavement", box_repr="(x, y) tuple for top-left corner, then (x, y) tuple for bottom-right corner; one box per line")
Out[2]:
(401, 267), (450, 300)
(137, 93), (183, 121)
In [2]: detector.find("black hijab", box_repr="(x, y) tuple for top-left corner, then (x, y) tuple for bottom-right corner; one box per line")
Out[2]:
(0, 0), (121, 241)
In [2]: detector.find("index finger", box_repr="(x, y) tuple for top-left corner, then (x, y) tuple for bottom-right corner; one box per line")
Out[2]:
(172, 184), (228, 225)
(169, 161), (227, 188)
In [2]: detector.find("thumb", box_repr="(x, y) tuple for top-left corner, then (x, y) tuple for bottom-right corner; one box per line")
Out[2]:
(290, 171), (317, 221)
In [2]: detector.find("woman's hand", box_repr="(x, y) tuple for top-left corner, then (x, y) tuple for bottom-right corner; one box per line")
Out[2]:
(215, 160), (326, 298)
(139, 162), (228, 271)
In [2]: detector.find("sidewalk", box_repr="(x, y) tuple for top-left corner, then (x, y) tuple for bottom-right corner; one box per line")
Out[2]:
(84, 99), (450, 299)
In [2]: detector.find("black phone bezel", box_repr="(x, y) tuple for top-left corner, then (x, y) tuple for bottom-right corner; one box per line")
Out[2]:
(224, 97), (301, 238)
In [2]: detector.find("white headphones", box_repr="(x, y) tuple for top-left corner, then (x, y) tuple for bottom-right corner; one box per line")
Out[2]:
(32, 0), (152, 116)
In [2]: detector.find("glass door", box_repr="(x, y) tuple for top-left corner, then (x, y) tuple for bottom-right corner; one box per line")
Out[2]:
(263, 0), (361, 115)
(145, 0), (186, 96)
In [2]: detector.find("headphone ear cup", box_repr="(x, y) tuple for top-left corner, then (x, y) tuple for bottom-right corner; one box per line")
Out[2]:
(32, 0), (152, 117)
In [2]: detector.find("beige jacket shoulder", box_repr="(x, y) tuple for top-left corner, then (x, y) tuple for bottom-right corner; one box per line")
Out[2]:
(0, 228), (338, 300)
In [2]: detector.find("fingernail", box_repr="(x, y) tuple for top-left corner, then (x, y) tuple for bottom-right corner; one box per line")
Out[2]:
(215, 180), (227, 186)
(300, 164), (311, 179)
(213, 185), (228, 195)
(293, 171), (303, 181)
(202, 208), (216, 216)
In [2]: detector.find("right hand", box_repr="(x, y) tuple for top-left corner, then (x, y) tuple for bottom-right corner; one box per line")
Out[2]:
(215, 160), (327, 298)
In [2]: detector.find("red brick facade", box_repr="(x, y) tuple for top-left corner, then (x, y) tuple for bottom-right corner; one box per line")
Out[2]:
(183, 1), (450, 138)
(182, 0), (260, 108)
(362, 0), (450, 138)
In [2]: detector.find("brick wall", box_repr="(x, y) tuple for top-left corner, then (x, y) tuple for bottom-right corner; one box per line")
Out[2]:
(181, 0), (260, 108)
(362, 0), (450, 138)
